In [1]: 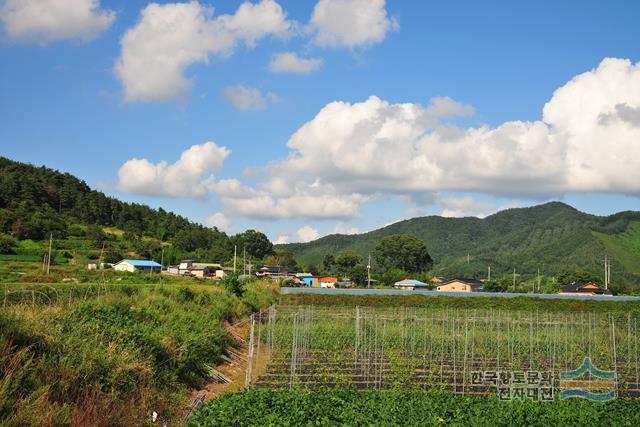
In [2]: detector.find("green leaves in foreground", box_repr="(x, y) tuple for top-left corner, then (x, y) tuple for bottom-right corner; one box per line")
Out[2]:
(188, 389), (640, 427)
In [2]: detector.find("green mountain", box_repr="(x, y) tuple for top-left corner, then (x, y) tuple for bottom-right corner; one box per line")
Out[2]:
(0, 157), (234, 264)
(281, 202), (640, 291)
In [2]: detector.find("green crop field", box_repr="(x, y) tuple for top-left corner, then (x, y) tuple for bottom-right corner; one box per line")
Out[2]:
(189, 293), (640, 426)
(188, 389), (640, 427)
(248, 305), (640, 397)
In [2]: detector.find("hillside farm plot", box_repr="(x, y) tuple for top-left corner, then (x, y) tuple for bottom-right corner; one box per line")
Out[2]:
(245, 305), (640, 399)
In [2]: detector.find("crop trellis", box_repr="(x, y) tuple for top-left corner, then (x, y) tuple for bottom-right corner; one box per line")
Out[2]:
(245, 305), (640, 398)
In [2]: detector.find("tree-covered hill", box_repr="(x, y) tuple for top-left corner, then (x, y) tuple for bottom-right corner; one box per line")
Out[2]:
(282, 202), (640, 291)
(0, 157), (271, 265)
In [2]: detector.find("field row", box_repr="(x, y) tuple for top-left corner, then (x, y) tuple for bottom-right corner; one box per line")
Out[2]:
(245, 305), (640, 398)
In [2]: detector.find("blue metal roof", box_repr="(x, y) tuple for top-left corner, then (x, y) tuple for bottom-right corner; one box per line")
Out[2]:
(395, 279), (428, 286)
(124, 259), (162, 267)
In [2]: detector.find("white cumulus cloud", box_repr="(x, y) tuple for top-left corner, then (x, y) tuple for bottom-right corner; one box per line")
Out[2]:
(438, 196), (497, 218)
(309, 0), (398, 48)
(0, 0), (115, 44)
(214, 57), (640, 222)
(333, 222), (359, 235)
(274, 233), (289, 244)
(116, 142), (230, 198)
(296, 226), (320, 242)
(222, 84), (278, 111)
(206, 212), (231, 231)
(269, 52), (323, 73)
(115, 0), (292, 102)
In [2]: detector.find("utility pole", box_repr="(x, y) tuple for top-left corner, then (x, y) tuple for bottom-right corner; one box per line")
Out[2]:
(160, 248), (164, 268)
(367, 254), (371, 289)
(243, 247), (246, 275)
(46, 233), (53, 275)
(512, 268), (516, 292)
(467, 253), (470, 264)
(99, 241), (105, 266)
(605, 255), (608, 289)
(233, 245), (237, 273)
(488, 266), (491, 282)
(537, 268), (541, 293)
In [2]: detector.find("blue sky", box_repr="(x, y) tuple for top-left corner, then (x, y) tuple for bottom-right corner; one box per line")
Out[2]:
(1, 0), (640, 243)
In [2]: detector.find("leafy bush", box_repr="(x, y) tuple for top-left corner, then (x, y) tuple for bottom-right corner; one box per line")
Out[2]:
(0, 281), (277, 425)
(189, 390), (640, 426)
(0, 233), (17, 254)
(220, 273), (244, 297)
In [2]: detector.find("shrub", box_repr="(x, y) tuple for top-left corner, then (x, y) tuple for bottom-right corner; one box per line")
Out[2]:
(0, 233), (17, 254)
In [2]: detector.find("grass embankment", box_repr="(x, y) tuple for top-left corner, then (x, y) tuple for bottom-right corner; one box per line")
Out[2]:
(188, 389), (640, 426)
(281, 293), (640, 313)
(0, 281), (278, 426)
(0, 260), (200, 285)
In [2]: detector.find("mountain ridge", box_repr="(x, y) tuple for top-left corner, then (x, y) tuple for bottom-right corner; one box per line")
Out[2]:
(280, 201), (640, 290)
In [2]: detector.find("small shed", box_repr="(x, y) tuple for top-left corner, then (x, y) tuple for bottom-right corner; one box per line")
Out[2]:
(394, 279), (429, 290)
(436, 278), (483, 292)
(303, 276), (338, 288)
(113, 259), (162, 274)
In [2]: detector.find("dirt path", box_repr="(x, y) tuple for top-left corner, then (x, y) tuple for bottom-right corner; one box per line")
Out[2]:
(182, 316), (269, 422)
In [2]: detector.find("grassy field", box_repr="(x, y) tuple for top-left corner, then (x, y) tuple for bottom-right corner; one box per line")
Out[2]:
(188, 389), (640, 426)
(594, 221), (640, 275)
(280, 292), (640, 313)
(1, 280), (278, 426)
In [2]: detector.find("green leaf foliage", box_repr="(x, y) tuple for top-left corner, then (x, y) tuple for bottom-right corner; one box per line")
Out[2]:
(188, 389), (640, 426)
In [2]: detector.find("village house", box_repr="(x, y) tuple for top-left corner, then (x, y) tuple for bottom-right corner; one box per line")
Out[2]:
(394, 279), (429, 290)
(256, 265), (295, 278)
(113, 259), (162, 274)
(302, 276), (338, 288)
(436, 278), (483, 292)
(560, 282), (612, 296)
(170, 260), (231, 278)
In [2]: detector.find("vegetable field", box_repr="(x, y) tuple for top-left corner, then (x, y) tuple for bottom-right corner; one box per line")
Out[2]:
(188, 389), (640, 427)
(245, 305), (640, 398)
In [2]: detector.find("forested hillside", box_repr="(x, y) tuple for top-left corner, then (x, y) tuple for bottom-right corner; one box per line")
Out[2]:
(0, 157), (269, 265)
(282, 202), (640, 291)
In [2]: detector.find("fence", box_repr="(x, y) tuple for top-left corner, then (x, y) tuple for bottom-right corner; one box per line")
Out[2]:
(245, 305), (640, 398)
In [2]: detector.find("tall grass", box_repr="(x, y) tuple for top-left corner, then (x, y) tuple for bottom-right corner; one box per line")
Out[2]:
(0, 281), (278, 426)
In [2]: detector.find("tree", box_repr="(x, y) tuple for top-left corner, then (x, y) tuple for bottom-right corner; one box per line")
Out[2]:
(483, 279), (508, 293)
(232, 230), (273, 260)
(264, 248), (298, 269)
(335, 251), (363, 274)
(0, 233), (16, 254)
(350, 264), (369, 286)
(373, 234), (432, 274)
(220, 272), (244, 297)
(556, 270), (602, 287)
(321, 253), (335, 273)
(381, 268), (408, 286)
